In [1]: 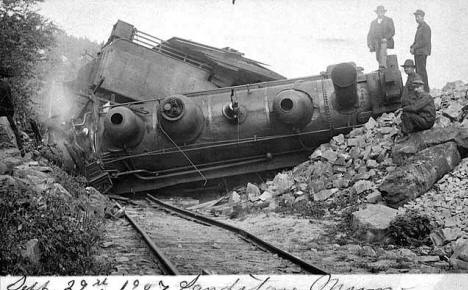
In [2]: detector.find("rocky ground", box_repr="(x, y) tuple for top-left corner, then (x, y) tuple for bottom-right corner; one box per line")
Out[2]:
(0, 126), (114, 274)
(186, 80), (468, 273)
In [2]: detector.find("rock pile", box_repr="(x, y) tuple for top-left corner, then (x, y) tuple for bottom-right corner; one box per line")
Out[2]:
(435, 80), (468, 127)
(201, 112), (402, 218)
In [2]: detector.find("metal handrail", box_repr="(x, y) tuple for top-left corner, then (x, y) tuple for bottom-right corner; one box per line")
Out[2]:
(133, 29), (210, 69)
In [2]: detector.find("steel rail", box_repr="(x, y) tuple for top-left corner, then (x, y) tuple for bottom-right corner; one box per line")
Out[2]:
(146, 194), (328, 275)
(114, 202), (180, 275)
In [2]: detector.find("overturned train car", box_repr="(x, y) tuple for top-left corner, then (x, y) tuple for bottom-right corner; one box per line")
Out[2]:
(68, 20), (286, 109)
(83, 56), (403, 194)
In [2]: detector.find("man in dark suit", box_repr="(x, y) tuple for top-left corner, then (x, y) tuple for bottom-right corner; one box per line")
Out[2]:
(397, 75), (435, 142)
(367, 5), (395, 69)
(0, 71), (24, 155)
(410, 9), (431, 92)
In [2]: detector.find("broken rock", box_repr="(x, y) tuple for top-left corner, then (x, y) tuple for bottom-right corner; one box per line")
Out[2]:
(442, 102), (464, 120)
(246, 183), (261, 202)
(434, 115), (452, 128)
(321, 150), (338, 163)
(353, 180), (374, 194)
(364, 117), (378, 131)
(392, 126), (465, 164)
(366, 190), (382, 203)
(366, 159), (379, 169)
(450, 239), (468, 262)
(332, 134), (345, 145)
(313, 188), (338, 201)
(229, 191), (241, 203)
(352, 204), (398, 242)
(259, 191), (273, 202)
(381, 142), (461, 208)
(272, 173), (293, 195)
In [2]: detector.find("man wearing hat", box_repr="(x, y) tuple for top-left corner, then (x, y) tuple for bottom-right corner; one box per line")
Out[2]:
(398, 75), (435, 141)
(401, 59), (421, 105)
(367, 5), (395, 69)
(410, 9), (431, 92)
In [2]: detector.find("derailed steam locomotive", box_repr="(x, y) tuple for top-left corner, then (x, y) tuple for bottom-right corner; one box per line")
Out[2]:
(67, 21), (403, 194)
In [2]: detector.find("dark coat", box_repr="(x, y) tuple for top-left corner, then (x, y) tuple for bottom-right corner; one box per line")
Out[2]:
(367, 16), (395, 49)
(402, 90), (436, 123)
(411, 21), (431, 55)
(401, 72), (421, 106)
(0, 80), (15, 116)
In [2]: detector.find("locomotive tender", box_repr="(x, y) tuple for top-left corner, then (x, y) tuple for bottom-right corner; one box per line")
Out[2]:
(69, 21), (403, 194)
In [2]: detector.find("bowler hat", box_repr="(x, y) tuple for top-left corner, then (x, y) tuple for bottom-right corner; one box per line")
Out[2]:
(375, 5), (386, 12)
(401, 59), (415, 67)
(412, 75), (425, 86)
(413, 9), (425, 17)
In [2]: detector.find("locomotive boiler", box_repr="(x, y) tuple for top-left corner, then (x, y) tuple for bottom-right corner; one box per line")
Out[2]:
(83, 57), (403, 194)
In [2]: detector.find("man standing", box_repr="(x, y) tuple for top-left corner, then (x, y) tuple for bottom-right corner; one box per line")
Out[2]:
(367, 5), (395, 69)
(398, 76), (435, 141)
(410, 9), (431, 92)
(0, 72), (24, 155)
(401, 59), (421, 105)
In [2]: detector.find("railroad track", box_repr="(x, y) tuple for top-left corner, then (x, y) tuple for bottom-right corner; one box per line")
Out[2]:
(115, 194), (327, 275)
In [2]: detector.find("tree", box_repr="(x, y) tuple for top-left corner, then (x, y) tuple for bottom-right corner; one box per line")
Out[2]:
(0, 0), (57, 121)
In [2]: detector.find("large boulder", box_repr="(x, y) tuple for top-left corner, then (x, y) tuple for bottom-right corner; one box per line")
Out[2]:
(392, 126), (467, 164)
(381, 142), (461, 208)
(450, 239), (468, 270)
(352, 204), (398, 242)
(272, 172), (293, 195)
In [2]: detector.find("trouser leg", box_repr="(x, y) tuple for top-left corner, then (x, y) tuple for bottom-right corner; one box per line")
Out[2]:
(401, 112), (433, 133)
(7, 114), (23, 153)
(374, 41), (381, 65)
(400, 112), (413, 134)
(415, 54), (429, 92)
(377, 40), (387, 68)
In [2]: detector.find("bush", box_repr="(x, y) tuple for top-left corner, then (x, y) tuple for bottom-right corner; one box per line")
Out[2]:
(0, 180), (110, 275)
(387, 210), (434, 247)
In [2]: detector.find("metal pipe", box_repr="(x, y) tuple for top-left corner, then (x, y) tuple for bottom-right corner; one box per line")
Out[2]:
(103, 125), (359, 164)
(132, 157), (267, 181)
(116, 152), (266, 177)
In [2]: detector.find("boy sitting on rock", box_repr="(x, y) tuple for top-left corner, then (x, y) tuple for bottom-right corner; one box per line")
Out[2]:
(397, 75), (436, 142)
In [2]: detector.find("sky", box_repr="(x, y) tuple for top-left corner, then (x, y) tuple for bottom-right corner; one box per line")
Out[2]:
(38, 0), (468, 89)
